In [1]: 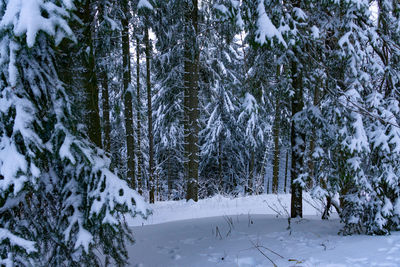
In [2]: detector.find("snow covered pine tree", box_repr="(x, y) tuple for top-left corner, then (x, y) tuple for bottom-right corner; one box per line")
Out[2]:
(0, 0), (147, 266)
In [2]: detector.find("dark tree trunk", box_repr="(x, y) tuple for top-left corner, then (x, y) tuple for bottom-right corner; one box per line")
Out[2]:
(81, 0), (101, 148)
(96, 0), (111, 154)
(121, 0), (136, 188)
(101, 71), (111, 153)
(184, 0), (200, 202)
(284, 148), (289, 193)
(136, 37), (143, 195)
(307, 81), (321, 189)
(290, 60), (304, 218)
(145, 25), (155, 203)
(272, 98), (281, 194)
(247, 150), (255, 195)
(218, 139), (223, 192)
(272, 65), (281, 194)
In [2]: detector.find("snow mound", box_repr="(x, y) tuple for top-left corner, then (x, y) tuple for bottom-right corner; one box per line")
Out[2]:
(129, 193), (325, 226)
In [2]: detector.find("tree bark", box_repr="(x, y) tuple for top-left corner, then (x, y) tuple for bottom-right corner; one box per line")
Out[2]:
(272, 65), (281, 194)
(290, 60), (304, 218)
(284, 148), (289, 193)
(247, 150), (255, 195)
(101, 71), (111, 153)
(96, 0), (111, 154)
(122, 0), (136, 188)
(145, 25), (155, 203)
(81, 0), (101, 148)
(184, 0), (200, 201)
(136, 37), (143, 195)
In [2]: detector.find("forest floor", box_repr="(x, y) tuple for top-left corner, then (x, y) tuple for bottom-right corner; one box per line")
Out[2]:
(126, 194), (400, 267)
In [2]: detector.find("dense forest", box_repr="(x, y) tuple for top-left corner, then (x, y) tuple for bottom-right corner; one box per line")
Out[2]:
(1, 0), (400, 266)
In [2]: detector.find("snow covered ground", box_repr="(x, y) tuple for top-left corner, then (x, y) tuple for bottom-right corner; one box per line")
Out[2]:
(127, 194), (400, 267)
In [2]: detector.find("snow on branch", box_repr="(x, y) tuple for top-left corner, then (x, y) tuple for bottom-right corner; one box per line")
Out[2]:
(138, 0), (153, 10)
(255, 1), (287, 47)
(0, 0), (74, 47)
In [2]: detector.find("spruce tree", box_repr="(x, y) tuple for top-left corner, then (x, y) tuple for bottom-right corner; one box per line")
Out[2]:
(0, 1), (147, 265)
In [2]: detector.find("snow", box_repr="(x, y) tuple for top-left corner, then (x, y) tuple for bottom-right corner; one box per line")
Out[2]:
(138, 0), (153, 10)
(311, 25), (320, 39)
(59, 134), (76, 164)
(293, 7), (307, 21)
(74, 228), (93, 254)
(0, 0), (73, 48)
(129, 193), (323, 226)
(255, 1), (287, 47)
(0, 228), (36, 253)
(214, 4), (228, 15)
(126, 194), (400, 267)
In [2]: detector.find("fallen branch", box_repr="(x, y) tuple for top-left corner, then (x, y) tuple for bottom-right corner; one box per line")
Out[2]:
(249, 239), (283, 267)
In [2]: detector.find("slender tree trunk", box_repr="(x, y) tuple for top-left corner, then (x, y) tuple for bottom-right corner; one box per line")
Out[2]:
(136, 37), (143, 195)
(290, 60), (304, 218)
(307, 81), (320, 189)
(168, 155), (173, 200)
(218, 138), (223, 192)
(259, 148), (268, 194)
(272, 99), (281, 194)
(96, 0), (111, 154)
(272, 65), (281, 194)
(284, 148), (289, 193)
(121, 0), (136, 188)
(145, 25), (155, 203)
(101, 71), (111, 153)
(184, 0), (200, 201)
(247, 150), (255, 195)
(81, 0), (101, 148)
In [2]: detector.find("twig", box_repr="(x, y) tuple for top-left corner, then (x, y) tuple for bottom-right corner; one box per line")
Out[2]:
(249, 239), (279, 267)
(256, 244), (284, 259)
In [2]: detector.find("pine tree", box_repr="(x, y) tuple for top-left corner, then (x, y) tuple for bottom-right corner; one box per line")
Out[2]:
(0, 0), (147, 265)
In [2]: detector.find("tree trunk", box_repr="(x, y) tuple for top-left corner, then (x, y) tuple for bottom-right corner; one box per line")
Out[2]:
(218, 138), (223, 192)
(284, 148), (289, 193)
(184, 0), (200, 202)
(101, 71), (111, 154)
(272, 65), (281, 194)
(96, 0), (111, 154)
(136, 37), (143, 195)
(247, 150), (255, 195)
(307, 80), (320, 189)
(272, 99), (281, 194)
(122, 0), (135, 188)
(290, 60), (304, 218)
(145, 25), (155, 203)
(81, 0), (101, 148)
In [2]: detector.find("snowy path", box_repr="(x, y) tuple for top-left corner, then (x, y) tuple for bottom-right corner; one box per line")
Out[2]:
(126, 195), (400, 267)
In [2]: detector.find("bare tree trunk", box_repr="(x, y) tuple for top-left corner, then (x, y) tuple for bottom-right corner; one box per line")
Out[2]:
(96, 1), (110, 153)
(121, 0), (135, 188)
(247, 150), (255, 195)
(81, 0), (101, 148)
(145, 25), (155, 203)
(290, 60), (304, 218)
(184, 0), (199, 202)
(136, 37), (143, 195)
(272, 98), (281, 194)
(167, 156), (173, 200)
(272, 65), (281, 194)
(101, 71), (111, 153)
(284, 148), (289, 193)
(218, 139), (223, 193)
(307, 81), (320, 189)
